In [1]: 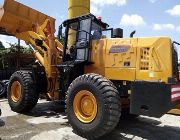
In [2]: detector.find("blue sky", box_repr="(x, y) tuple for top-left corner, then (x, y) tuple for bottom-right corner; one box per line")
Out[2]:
(0, 0), (180, 51)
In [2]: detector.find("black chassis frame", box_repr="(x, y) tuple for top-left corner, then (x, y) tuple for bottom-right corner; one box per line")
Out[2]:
(130, 81), (180, 117)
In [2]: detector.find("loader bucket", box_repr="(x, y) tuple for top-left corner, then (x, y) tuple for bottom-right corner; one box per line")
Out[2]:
(0, 0), (55, 36)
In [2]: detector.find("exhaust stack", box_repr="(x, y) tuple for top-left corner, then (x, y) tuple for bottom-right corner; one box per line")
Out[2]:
(68, 0), (90, 19)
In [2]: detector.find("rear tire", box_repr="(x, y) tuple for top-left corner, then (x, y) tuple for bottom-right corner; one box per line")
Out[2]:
(7, 71), (39, 113)
(0, 81), (6, 98)
(1, 80), (9, 98)
(66, 74), (121, 139)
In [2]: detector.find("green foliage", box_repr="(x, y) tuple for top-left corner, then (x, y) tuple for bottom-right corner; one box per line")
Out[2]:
(57, 24), (65, 46)
(0, 42), (32, 68)
(0, 43), (31, 55)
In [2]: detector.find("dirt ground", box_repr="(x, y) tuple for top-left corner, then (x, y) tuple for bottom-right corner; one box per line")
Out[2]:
(0, 99), (180, 140)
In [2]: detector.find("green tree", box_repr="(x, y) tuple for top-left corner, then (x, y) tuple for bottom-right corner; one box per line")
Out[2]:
(0, 43), (33, 69)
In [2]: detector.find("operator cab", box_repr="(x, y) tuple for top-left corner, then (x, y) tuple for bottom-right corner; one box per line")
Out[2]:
(62, 13), (109, 64)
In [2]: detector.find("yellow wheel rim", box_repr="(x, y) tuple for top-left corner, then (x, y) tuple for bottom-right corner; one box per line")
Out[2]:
(11, 81), (22, 102)
(73, 90), (97, 123)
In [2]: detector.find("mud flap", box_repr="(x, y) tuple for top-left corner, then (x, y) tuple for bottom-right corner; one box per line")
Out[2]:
(130, 81), (180, 118)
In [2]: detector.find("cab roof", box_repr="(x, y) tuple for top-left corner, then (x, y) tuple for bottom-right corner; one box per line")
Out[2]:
(63, 13), (109, 29)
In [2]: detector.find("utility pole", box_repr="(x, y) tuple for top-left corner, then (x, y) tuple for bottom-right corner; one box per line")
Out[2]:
(16, 39), (20, 70)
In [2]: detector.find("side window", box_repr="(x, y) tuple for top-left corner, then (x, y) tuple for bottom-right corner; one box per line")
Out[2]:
(91, 22), (102, 40)
(67, 22), (78, 49)
(102, 29), (112, 38)
(76, 19), (91, 61)
(64, 22), (78, 60)
(78, 19), (91, 41)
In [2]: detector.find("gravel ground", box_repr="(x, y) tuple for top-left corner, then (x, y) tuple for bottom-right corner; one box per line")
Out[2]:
(0, 99), (180, 140)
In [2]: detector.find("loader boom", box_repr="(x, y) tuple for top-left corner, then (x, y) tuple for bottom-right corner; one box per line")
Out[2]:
(0, 0), (63, 99)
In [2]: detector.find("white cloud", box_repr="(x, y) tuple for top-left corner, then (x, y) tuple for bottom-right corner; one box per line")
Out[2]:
(0, 39), (11, 48)
(176, 26), (180, 32)
(0, 35), (28, 48)
(166, 5), (180, 17)
(149, 0), (157, 3)
(153, 24), (175, 30)
(91, 0), (127, 7)
(0, 35), (11, 48)
(153, 24), (180, 33)
(91, 4), (102, 15)
(120, 14), (146, 26)
(90, 0), (126, 16)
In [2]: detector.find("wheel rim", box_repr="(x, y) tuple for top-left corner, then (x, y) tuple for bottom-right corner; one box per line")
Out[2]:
(11, 81), (22, 102)
(73, 90), (97, 123)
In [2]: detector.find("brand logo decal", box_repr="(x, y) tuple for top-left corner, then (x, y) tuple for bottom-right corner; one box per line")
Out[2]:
(109, 45), (131, 53)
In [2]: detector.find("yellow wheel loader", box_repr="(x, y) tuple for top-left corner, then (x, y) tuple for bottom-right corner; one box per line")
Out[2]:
(0, 0), (179, 139)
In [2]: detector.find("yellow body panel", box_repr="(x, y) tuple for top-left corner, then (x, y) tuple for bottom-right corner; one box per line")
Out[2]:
(135, 37), (172, 83)
(88, 37), (172, 83)
(105, 38), (137, 80)
(85, 40), (106, 75)
(105, 68), (136, 80)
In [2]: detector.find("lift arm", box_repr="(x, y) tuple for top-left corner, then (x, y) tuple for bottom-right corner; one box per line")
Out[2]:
(0, 0), (63, 100)
(0, 0), (63, 78)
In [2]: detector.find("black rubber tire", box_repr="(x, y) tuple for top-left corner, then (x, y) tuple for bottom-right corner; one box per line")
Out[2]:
(3, 80), (9, 98)
(3, 80), (9, 86)
(7, 71), (39, 113)
(66, 73), (121, 139)
(0, 81), (6, 98)
(0, 80), (9, 98)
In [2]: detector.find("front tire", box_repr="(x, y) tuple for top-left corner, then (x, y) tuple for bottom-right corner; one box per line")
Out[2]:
(7, 71), (39, 113)
(66, 74), (121, 139)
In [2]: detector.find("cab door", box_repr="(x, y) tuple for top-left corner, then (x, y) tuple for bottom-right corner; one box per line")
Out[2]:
(75, 19), (91, 62)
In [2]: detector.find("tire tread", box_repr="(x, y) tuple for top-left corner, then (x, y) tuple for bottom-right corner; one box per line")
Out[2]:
(66, 73), (121, 139)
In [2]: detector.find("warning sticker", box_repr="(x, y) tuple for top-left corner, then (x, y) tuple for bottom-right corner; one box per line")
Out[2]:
(171, 85), (180, 102)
